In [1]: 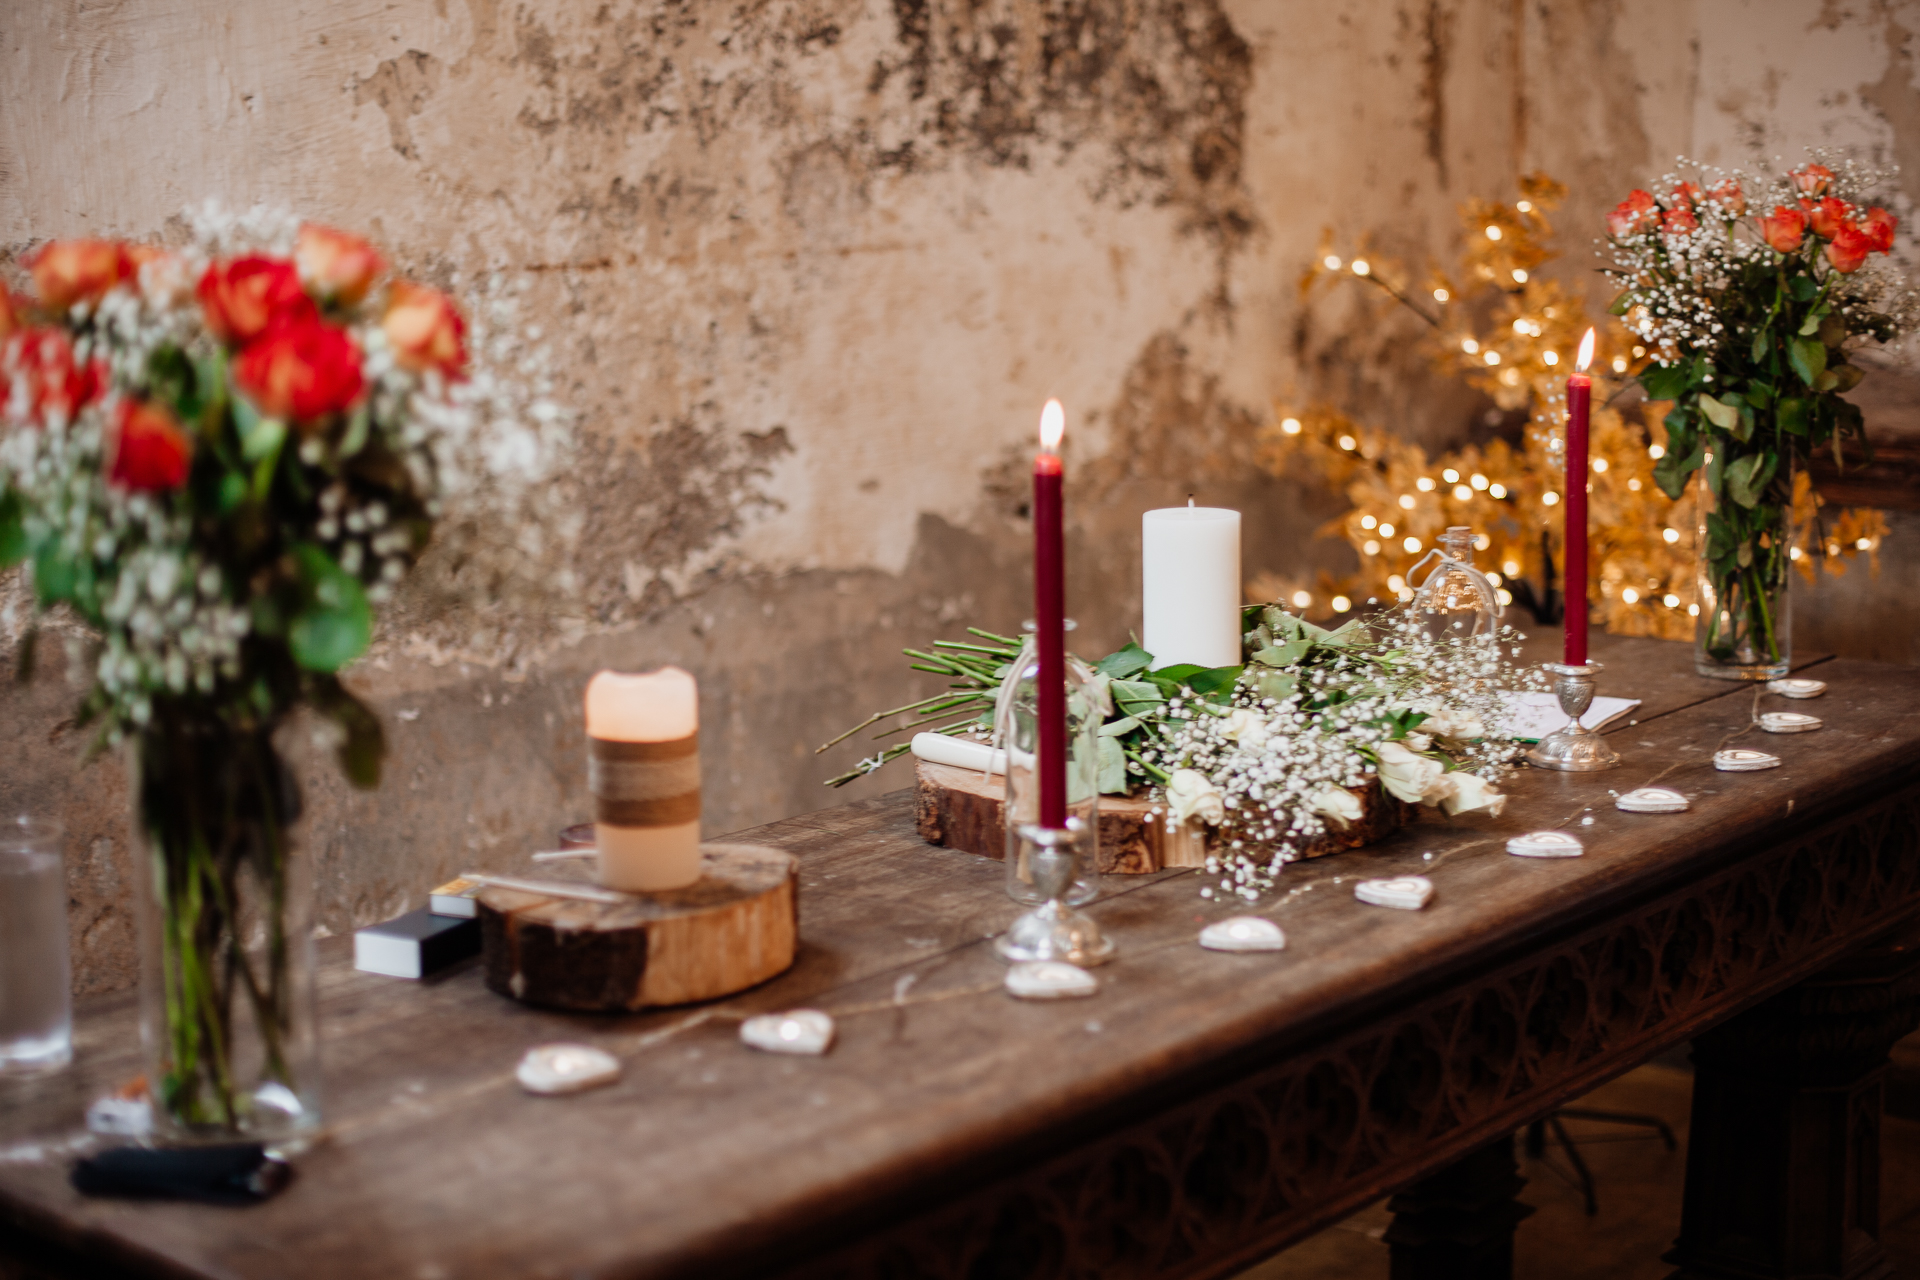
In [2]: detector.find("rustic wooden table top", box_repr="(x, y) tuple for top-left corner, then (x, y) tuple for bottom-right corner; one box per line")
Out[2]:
(4, 636), (1917, 1280)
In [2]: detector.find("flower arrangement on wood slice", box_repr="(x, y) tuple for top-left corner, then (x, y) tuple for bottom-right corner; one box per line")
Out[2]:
(1601, 154), (1913, 675)
(1260, 173), (1886, 642)
(0, 206), (520, 1141)
(822, 605), (1543, 900)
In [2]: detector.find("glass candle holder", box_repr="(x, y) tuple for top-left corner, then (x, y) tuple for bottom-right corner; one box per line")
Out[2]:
(995, 623), (1104, 907)
(994, 822), (1115, 967)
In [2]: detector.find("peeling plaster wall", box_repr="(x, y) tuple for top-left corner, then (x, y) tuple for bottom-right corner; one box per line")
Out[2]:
(1, 0), (1908, 993)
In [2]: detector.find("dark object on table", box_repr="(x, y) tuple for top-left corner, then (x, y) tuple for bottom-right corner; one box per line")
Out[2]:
(71, 1144), (291, 1205)
(353, 908), (480, 979)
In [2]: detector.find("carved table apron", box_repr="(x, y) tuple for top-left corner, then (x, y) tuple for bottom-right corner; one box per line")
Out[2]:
(1, 648), (1917, 1280)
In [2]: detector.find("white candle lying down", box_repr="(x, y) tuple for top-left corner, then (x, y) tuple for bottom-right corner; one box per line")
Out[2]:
(1142, 505), (1242, 670)
(585, 667), (702, 892)
(911, 733), (1007, 775)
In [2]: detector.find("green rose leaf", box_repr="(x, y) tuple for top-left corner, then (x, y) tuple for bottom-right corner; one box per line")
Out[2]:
(1093, 642), (1153, 679)
(288, 542), (372, 673)
(1777, 397), (1810, 436)
(1789, 336), (1827, 388)
(1096, 735), (1128, 796)
(0, 489), (26, 569)
(1790, 276), (1819, 302)
(1797, 310), (1825, 337)
(1726, 453), (1769, 508)
(1751, 329), (1769, 364)
(32, 544), (77, 605)
(1698, 394), (1741, 431)
(1639, 362), (1691, 402)
(1607, 289), (1633, 316)
(1653, 437), (1705, 500)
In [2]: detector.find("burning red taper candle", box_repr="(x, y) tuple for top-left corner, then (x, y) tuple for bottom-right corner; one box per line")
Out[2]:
(1034, 399), (1067, 828)
(1564, 329), (1596, 666)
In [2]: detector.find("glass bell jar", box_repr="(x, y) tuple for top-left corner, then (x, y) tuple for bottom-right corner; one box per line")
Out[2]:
(1410, 526), (1501, 644)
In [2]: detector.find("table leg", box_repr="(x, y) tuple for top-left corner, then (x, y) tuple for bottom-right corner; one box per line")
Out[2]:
(1383, 1133), (1534, 1280)
(1666, 924), (1920, 1280)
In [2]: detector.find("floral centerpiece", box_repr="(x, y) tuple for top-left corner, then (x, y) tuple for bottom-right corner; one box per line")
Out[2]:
(823, 604), (1538, 901)
(0, 209), (470, 1142)
(1601, 156), (1913, 678)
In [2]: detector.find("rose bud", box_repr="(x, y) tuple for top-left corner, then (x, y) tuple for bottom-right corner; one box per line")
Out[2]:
(1607, 189), (1658, 237)
(1807, 197), (1854, 239)
(29, 240), (133, 311)
(232, 318), (366, 425)
(1662, 204), (1700, 235)
(1759, 206), (1807, 253)
(1707, 179), (1745, 214)
(1861, 206), (1898, 253)
(197, 256), (316, 345)
(383, 281), (467, 375)
(1793, 164), (1835, 197)
(295, 224), (385, 306)
(108, 398), (193, 492)
(1826, 224), (1873, 274)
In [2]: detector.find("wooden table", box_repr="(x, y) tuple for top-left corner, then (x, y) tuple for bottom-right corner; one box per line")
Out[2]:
(4, 636), (1920, 1280)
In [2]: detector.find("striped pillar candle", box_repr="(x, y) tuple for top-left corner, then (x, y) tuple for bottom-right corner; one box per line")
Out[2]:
(584, 668), (703, 891)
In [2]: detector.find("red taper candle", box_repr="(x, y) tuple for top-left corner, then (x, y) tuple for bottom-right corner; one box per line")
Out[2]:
(1034, 400), (1067, 828)
(1563, 329), (1596, 665)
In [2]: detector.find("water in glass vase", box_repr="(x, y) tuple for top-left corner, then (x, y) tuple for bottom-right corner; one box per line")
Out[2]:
(0, 817), (72, 1075)
(1695, 490), (1791, 681)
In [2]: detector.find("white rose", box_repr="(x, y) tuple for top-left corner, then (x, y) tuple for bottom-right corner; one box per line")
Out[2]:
(1404, 732), (1432, 753)
(1375, 741), (1450, 805)
(1308, 783), (1364, 829)
(1166, 769), (1227, 825)
(1221, 708), (1271, 752)
(1441, 772), (1507, 816)
(1410, 700), (1485, 742)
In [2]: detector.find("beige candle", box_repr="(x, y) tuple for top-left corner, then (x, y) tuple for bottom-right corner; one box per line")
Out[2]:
(584, 668), (702, 891)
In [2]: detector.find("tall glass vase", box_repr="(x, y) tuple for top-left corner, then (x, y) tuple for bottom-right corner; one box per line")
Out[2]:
(1695, 486), (1792, 681)
(131, 713), (321, 1147)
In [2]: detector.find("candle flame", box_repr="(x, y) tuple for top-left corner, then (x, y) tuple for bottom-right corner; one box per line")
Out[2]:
(1576, 328), (1596, 372)
(1038, 399), (1065, 451)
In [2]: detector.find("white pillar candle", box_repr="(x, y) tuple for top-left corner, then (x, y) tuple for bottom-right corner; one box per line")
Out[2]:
(1141, 505), (1242, 669)
(585, 668), (702, 892)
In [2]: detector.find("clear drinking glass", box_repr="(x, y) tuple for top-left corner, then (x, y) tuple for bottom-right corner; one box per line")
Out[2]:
(0, 816), (73, 1075)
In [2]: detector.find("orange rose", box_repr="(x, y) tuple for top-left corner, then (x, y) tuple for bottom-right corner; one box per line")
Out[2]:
(383, 281), (466, 375)
(1707, 179), (1745, 214)
(232, 318), (365, 426)
(1826, 224), (1873, 274)
(197, 256), (316, 345)
(108, 398), (193, 492)
(1792, 164), (1835, 197)
(1670, 181), (1702, 207)
(1807, 197), (1854, 239)
(295, 224), (385, 306)
(1860, 206), (1898, 253)
(1759, 206), (1806, 253)
(1662, 204), (1699, 235)
(29, 240), (133, 310)
(1607, 189), (1658, 238)
(4, 329), (106, 426)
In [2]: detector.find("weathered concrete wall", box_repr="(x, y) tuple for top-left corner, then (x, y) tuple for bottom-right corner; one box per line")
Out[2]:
(3, 0), (1913, 993)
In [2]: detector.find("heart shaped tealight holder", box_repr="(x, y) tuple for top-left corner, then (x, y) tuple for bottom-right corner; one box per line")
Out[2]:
(1715, 749), (1781, 772)
(1507, 831), (1584, 859)
(740, 1009), (835, 1056)
(1199, 917), (1286, 952)
(1354, 876), (1434, 910)
(1766, 678), (1826, 699)
(1616, 786), (1689, 814)
(1759, 712), (1821, 734)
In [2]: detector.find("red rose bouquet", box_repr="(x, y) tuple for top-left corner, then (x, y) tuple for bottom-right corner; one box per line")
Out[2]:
(1601, 155), (1915, 678)
(0, 208), (474, 1142)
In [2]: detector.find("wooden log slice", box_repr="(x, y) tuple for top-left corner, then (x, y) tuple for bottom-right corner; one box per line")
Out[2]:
(913, 758), (1416, 872)
(477, 843), (797, 1012)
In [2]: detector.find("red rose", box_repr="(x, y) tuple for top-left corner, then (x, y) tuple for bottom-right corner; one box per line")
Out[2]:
(295, 224), (385, 306)
(1860, 206), (1898, 253)
(1707, 179), (1745, 214)
(1662, 204), (1699, 235)
(383, 281), (466, 375)
(1808, 197), (1854, 239)
(29, 240), (133, 310)
(197, 256), (316, 345)
(1607, 189), (1658, 238)
(1759, 206), (1806, 253)
(4, 329), (106, 425)
(108, 397), (193, 492)
(1793, 164), (1835, 197)
(1826, 224), (1873, 274)
(1670, 181), (1702, 206)
(232, 318), (365, 426)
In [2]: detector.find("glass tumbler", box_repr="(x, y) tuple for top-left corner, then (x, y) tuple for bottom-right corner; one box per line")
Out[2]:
(0, 816), (72, 1074)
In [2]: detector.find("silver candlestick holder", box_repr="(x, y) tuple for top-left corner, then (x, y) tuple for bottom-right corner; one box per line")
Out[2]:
(1526, 661), (1621, 772)
(996, 822), (1115, 967)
